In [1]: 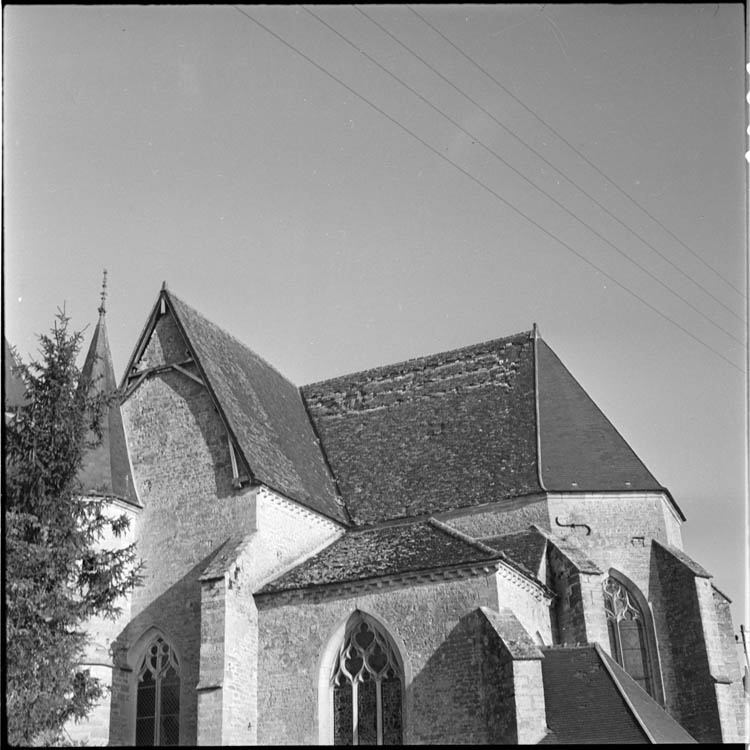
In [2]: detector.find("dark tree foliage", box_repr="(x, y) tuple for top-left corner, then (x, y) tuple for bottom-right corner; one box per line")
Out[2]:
(5, 311), (141, 746)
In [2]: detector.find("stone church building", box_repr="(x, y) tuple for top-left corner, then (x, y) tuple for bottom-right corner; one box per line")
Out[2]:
(54, 283), (745, 744)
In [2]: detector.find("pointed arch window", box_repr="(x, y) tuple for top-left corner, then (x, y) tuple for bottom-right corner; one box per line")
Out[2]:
(135, 636), (180, 746)
(331, 613), (403, 745)
(603, 576), (660, 700)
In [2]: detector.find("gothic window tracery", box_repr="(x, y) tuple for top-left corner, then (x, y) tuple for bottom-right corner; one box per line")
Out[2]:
(135, 636), (180, 746)
(331, 614), (403, 745)
(602, 576), (656, 698)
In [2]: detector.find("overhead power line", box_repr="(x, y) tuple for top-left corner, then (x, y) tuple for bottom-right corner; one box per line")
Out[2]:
(355, 4), (743, 325)
(301, 5), (742, 347)
(406, 4), (745, 299)
(229, 5), (744, 374)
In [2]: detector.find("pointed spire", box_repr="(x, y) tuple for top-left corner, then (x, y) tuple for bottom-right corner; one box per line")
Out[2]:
(98, 269), (108, 317)
(78, 274), (138, 504)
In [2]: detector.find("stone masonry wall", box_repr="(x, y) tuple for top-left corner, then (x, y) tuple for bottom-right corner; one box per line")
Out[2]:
(546, 492), (682, 599)
(712, 587), (747, 743)
(198, 490), (340, 746)
(650, 543), (722, 742)
(111, 311), (341, 745)
(495, 565), (553, 646)
(256, 574), (503, 744)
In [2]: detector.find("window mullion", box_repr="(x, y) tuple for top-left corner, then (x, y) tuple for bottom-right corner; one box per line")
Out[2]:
(376, 679), (383, 746)
(353, 680), (359, 746)
(154, 672), (161, 745)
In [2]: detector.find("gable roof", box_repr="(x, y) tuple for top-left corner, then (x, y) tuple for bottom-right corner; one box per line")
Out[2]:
(122, 288), (346, 523)
(121, 288), (676, 527)
(302, 328), (674, 526)
(78, 309), (138, 505)
(540, 644), (696, 744)
(257, 518), (505, 595)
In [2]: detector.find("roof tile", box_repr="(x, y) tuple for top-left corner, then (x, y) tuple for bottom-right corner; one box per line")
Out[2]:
(258, 518), (501, 594)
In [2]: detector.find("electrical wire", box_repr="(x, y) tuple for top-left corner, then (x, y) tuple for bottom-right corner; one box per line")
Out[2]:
(355, 4), (744, 324)
(301, 5), (742, 346)
(229, 5), (744, 373)
(407, 4), (745, 299)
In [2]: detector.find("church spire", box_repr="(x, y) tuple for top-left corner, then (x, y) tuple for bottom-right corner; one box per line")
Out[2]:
(78, 273), (138, 505)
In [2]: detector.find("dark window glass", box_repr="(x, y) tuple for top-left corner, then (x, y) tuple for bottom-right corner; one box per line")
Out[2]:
(331, 614), (403, 745)
(135, 637), (181, 745)
(603, 577), (656, 698)
(334, 684), (354, 746)
(357, 676), (377, 745)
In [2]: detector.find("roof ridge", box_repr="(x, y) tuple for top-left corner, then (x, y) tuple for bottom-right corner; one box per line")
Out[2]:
(302, 329), (534, 390)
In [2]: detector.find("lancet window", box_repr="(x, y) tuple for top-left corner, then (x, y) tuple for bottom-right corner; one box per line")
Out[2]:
(135, 636), (181, 746)
(331, 614), (403, 745)
(602, 576), (657, 698)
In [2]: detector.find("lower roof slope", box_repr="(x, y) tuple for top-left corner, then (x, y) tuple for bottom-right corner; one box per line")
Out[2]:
(257, 518), (505, 595)
(540, 645), (696, 744)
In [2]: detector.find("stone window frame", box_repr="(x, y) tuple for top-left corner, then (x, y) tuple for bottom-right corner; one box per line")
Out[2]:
(125, 626), (184, 746)
(318, 610), (410, 745)
(603, 569), (665, 706)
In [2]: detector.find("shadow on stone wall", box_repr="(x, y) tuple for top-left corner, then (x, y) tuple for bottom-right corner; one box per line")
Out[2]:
(407, 608), (507, 744)
(109, 543), (230, 746)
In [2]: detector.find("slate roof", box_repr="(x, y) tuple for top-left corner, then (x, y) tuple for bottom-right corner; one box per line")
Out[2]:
(540, 645), (696, 744)
(535, 338), (664, 494)
(302, 333), (541, 525)
(257, 518), (503, 594)
(78, 311), (138, 505)
(597, 647), (697, 744)
(302, 330), (674, 526)
(152, 291), (346, 523)
(121, 288), (676, 527)
(480, 528), (548, 577)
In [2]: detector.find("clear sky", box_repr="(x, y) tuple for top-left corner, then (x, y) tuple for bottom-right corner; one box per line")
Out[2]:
(4, 5), (747, 629)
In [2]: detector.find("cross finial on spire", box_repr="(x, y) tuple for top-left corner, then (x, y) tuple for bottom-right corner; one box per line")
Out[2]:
(98, 269), (108, 316)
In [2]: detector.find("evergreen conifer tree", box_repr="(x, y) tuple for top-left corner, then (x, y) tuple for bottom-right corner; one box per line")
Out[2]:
(5, 310), (141, 746)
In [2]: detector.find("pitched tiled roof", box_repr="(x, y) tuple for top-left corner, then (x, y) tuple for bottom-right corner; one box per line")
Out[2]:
(480, 529), (548, 577)
(303, 331), (673, 526)
(302, 333), (541, 525)
(164, 291), (346, 523)
(540, 645), (696, 744)
(536, 338), (665, 495)
(597, 647), (697, 744)
(124, 288), (675, 527)
(78, 313), (138, 505)
(257, 518), (502, 594)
